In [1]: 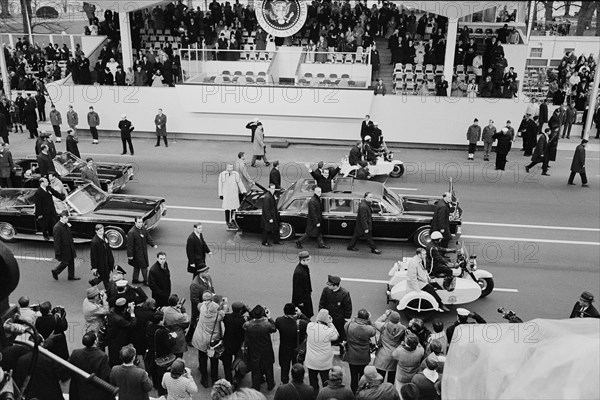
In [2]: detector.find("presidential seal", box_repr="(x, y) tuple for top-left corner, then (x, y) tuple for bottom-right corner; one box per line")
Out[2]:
(256, 0), (308, 37)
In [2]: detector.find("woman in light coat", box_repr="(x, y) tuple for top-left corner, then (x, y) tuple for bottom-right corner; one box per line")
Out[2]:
(373, 310), (406, 384)
(192, 300), (225, 387)
(218, 164), (247, 228)
(304, 309), (339, 395)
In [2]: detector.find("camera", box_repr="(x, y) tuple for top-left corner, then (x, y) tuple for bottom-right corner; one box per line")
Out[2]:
(51, 306), (65, 315)
(498, 307), (523, 323)
(30, 304), (40, 312)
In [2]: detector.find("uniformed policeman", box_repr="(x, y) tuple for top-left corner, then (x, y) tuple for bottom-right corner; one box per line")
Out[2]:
(318, 275), (352, 345)
(446, 308), (487, 345)
(426, 231), (457, 277)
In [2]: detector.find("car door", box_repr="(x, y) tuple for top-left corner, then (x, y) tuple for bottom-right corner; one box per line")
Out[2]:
(325, 198), (356, 237)
(14, 204), (37, 234)
(369, 200), (399, 239)
(280, 197), (310, 235)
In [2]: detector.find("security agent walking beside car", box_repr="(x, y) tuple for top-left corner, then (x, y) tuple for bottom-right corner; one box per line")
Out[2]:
(431, 192), (452, 248)
(319, 275), (352, 346)
(127, 216), (158, 285)
(148, 251), (171, 307)
(261, 183), (282, 246)
(118, 114), (135, 155)
(35, 176), (64, 240)
(90, 224), (115, 289)
(347, 192), (381, 254)
(52, 210), (80, 281)
(66, 129), (80, 158)
(296, 186), (330, 249)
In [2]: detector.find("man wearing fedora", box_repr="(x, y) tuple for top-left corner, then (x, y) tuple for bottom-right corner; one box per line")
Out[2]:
(186, 264), (214, 343)
(570, 291), (599, 318)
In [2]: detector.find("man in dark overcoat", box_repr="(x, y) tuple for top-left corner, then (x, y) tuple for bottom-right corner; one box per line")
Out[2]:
(52, 210), (79, 280)
(292, 250), (314, 318)
(261, 183), (281, 246)
(296, 186), (329, 249)
(185, 222), (212, 277)
(430, 192), (452, 248)
(147, 251), (171, 307)
(347, 192), (381, 254)
(269, 160), (281, 190)
(34, 177), (63, 240)
(90, 224), (114, 289)
(118, 114), (134, 155)
(244, 305), (277, 391)
(525, 128), (550, 175)
(127, 216), (157, 284)
(68, 332), (113, 400)
(36, 144), (55, 177)
(154, 108), (168, 147)
(538, 98), (548, 131)
(568, 139), (588, 186)
(492, 127), (512, 170)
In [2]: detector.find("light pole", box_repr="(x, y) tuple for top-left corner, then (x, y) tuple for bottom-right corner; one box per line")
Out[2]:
(582, 53), (600, 140)
(0, 40), (11, 97)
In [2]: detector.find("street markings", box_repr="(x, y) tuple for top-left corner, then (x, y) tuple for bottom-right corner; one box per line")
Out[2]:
(14, 255), (55, 262)
(168, 206), (222, 211)
(389, 187), (419, 191)
(462, 221), (600, 232)
(461, 234), (599, 246)
(162, 217), (226, 224)
(340, 277), (519, 293)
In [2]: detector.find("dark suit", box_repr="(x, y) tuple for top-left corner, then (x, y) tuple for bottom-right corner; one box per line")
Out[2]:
(297, 194), (325, 247)
(526, 133), (549, 173)
(523, 119), (539, 156)
(90, 234), (114, 288)
(569, 302), (600, 318)
(185, 232), (211, 276)
(34, 186), (63, 237)
(275, 314), (308, 384)
(126, 225), (155, 283)
(310, 167), (340, 193)
(568, 144), (587, 185)
(66, 134), (80, 158)
(261, 191), (280, 244)
(53, 220), (77, 278)
(492, 131), (512, 170)
(349, 144), (362, 165)
(292, 263), (313, 318)
(431, 199), (451, 247)
(348, 199), (377, 250)
(81, 165), (101, 187)
(36, 152), (55, 177)
(244, 317), (277, 391)
(118, 119), (134, 154)
(68, 346), (113, 400)
(269, 167), (281, 189)
(147, 261), (171, 307)
(106, 311), (138, 367)
(538, 102), (548, 129)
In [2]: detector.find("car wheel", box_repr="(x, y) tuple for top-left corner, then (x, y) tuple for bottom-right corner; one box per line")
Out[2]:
(105, 227), (126, 249)
(478, 277), (495, 297)
(404, 298), (435, 321)
(390, 163), (405, 178)
(413, 226), (432, 248)
(279, 222), (295, 241)
(0, 223), (16, 242)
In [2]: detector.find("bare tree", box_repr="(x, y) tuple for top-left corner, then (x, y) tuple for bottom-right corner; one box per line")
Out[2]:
(575, 1), (596, 36)
(0, 0), (10, 16)
(20, 0), (32, 35)
(564, 0), (572, 16)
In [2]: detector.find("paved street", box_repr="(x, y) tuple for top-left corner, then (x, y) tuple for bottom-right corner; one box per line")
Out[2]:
(3, 127), (599, 398)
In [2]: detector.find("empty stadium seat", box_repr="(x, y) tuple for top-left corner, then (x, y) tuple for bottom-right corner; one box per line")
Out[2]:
(425, 64), (434, 74)
(256, 77), (266, 85)
(341, 73), (350, 79)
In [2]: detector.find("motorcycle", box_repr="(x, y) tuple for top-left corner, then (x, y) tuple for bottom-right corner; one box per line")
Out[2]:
(386, 241), (494, 313)
(340, 151), (405, 179)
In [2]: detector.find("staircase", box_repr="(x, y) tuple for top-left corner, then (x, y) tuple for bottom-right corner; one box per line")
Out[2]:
(375, 37), (394, 90)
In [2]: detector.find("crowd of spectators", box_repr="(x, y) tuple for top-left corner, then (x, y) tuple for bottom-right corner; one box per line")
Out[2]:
(546, 52), (598, 110)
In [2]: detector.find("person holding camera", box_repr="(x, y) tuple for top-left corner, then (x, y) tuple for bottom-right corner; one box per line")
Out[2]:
(244, 305), (277, 392)
(148, 251), (172, 307)
(445, 308), (486, 345)
(106, 297), (138, 367)
(34, 301), (69, 360)
(83, 286), (109, 336)
(222, 301), (248, 384)
(275, 303), (309, 385)
(187, 266), (214, 343)
(345, 308), (378, 394)
(163, 294), (190, 359)
(305, 309), (339, 395)
(161, 359), (198, 399)
(108, 278), (148, 308)
(373, 310), (406, 385)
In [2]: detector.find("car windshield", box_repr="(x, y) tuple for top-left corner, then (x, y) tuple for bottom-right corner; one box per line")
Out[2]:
(278, 181), (297, 209)
(383, 188), (402, 210)
(55, 152), (84, 175)
(67, 184), (108, 214)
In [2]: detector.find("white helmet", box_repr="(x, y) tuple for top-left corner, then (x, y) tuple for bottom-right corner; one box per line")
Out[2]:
(364, 135), (371, 141)
(430, 231), (443, 240)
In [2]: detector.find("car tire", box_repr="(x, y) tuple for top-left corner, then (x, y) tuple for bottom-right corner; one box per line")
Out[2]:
(413, 226), (432, 248)
(390, 163), (405, 178)
(104, 227), (126, 250)
(279, 222), (295, 241)
(478, 277), (494, 297)
(0, 223), (16, 242)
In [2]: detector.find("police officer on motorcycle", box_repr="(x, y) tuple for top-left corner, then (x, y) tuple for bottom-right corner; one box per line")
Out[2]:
(427, 231), (458, 278)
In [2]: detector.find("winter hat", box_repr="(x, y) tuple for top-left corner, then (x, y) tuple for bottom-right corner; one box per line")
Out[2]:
(202, 291), (213, 301)
(231, 301), (246, 313)
(362, 365), (383, 382)
(211, 379), (233, 399)
(315, 309), (330, 323)
(250, 305), (265, 319)
(86, 286), (99, 299)
(389, 311), (401, 323)
(329, 366), (343, 382)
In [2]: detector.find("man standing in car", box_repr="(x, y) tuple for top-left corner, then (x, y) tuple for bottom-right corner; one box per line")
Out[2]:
(347, 192), (381, 254)
(296, 186), (329, 249)
(431, 192), (452, 248)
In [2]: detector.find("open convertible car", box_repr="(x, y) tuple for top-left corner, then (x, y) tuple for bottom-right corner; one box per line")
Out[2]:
(12, 152), (135, 193)
(235, 178), (461, 247)
(0, 183), (166, 249)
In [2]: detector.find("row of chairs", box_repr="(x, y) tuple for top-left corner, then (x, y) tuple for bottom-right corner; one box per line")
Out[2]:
(141, 34), (181, 43)
(393, 63), (444, 75)
(310, 52), (367, 64)
(303, 72), (351, 80)
(455, 65), (476, 74)
(297, 78), (359, 87)
(204, 75), (267, 84)
(221, 70), (267, 77)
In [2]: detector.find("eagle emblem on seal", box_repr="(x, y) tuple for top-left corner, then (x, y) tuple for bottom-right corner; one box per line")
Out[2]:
(266, 0), (295, 25)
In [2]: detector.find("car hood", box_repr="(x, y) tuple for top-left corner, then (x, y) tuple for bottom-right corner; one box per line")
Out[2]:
(88, 195), (164, 218)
